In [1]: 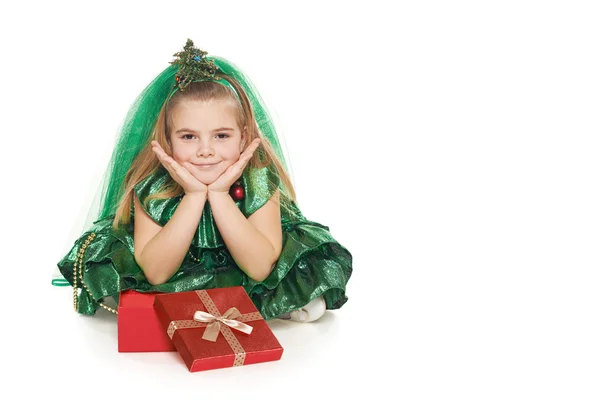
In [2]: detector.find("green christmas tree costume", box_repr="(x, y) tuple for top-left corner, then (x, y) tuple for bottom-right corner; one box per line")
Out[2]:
(55, 40), (352, 320)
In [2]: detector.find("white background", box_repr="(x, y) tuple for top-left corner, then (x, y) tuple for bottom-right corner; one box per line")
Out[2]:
(1, 1), (599, 399)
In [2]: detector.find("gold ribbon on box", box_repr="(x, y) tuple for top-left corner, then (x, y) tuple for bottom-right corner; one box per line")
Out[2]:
(167, 290), (264, 366)
(193, 307), (253, 342)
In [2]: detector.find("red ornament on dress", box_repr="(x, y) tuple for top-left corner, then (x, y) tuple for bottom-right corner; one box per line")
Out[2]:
(229, 183), (245, 201)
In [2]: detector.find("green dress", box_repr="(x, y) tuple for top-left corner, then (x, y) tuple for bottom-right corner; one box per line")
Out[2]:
(57, 165), (352, 320)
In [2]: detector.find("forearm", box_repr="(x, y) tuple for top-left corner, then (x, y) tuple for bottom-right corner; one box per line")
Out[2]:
(138, 193), (206, 285)
(208, 191), (278, 281)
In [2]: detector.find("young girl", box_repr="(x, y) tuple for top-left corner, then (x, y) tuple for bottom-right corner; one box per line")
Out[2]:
(56, 39), (352, 322)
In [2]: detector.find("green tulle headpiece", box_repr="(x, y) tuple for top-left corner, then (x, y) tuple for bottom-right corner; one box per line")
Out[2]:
(93, 39), (290, 222)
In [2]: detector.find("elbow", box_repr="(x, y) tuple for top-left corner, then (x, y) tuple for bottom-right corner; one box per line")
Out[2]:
(141, 265), (171, 286)
(135, 253), (170, 286)
(145, 272), (169, 286)
(246, 253), (279, 283)
(248, 270), (270, 283)
(248, 270), (271, 283)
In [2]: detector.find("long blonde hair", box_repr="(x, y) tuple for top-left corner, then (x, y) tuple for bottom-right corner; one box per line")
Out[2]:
(112, 75), (296, 229)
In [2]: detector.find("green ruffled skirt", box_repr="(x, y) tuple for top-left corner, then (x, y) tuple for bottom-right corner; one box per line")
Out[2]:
(57, 216), (352, 320)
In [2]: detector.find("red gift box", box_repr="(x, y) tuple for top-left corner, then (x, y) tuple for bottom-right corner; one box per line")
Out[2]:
(153, 287), (284, 372)
(117, 290), (176, 352)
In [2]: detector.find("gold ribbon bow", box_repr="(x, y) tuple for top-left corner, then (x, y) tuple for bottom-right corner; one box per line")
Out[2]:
(193, 307), (254, 342)
(166, 290), (264, 367)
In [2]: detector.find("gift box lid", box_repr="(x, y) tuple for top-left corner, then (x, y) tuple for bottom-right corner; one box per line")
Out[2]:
(154, 287), (283, 372)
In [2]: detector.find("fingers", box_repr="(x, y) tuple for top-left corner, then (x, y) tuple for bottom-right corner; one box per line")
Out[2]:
(151, 141), (190, 183)
(230, 138), (260, 174)
(241, 138), (261, 160)
(182, 161), (203, 182)
(240, 138), (261, 165)
(221, 138), (261, 181)
(151, 141), (175, 172)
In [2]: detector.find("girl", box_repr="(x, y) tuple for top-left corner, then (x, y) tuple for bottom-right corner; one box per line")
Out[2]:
(56, 39), (352, 322)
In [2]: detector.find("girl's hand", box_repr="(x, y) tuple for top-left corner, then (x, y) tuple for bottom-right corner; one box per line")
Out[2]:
(151, 141), (208, 197)
(207, 138), (261, 194)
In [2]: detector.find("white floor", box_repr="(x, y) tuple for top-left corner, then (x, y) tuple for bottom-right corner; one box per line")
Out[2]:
(30, 279), (393, 399)
(11, 257), (600, 400)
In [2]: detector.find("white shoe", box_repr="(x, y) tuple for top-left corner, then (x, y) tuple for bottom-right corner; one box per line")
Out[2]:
(280, 296), (326, 323)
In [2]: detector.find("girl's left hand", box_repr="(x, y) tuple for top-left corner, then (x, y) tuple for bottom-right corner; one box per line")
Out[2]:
(208, 138), (261, 194)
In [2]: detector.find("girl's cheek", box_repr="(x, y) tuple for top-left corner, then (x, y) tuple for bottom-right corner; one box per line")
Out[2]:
(171, 151), (184, 163)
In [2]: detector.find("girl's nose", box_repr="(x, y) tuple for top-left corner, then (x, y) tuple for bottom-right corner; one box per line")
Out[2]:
(196, 141), (214, 157)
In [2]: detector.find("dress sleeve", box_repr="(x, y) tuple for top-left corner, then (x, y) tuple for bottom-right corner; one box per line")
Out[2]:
(238, 162), (281, 217)
(133, 168), (180, 227)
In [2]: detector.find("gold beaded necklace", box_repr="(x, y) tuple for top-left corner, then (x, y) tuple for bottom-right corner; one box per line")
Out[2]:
(73, 232), (118, 315)
(188, 249), (201, 263)
(73, 231), (198, 314)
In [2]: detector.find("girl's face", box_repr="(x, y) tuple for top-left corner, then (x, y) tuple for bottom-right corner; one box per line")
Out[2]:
(168, 99), (246, 185)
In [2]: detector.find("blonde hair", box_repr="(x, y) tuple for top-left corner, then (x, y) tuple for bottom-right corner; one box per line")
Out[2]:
(112, 76), (296, 229)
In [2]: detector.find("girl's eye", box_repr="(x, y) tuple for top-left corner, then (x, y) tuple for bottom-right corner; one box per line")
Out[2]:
(215, 133), (229, 139)
(182, 134), (195, 140)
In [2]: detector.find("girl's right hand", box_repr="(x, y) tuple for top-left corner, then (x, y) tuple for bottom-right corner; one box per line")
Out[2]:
(151, 141), (208, 197)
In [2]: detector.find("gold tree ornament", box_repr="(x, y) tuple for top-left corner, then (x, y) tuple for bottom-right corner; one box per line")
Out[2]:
(170, 39), (219, 91)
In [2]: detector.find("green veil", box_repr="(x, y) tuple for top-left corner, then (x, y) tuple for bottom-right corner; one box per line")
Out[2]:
(99, 56), (290, 222)
(52, 46), (293, 286)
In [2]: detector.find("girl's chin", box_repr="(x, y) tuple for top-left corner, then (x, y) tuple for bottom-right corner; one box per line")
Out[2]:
(193, 170), (220, 186)
(194, 175), (217, 186)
